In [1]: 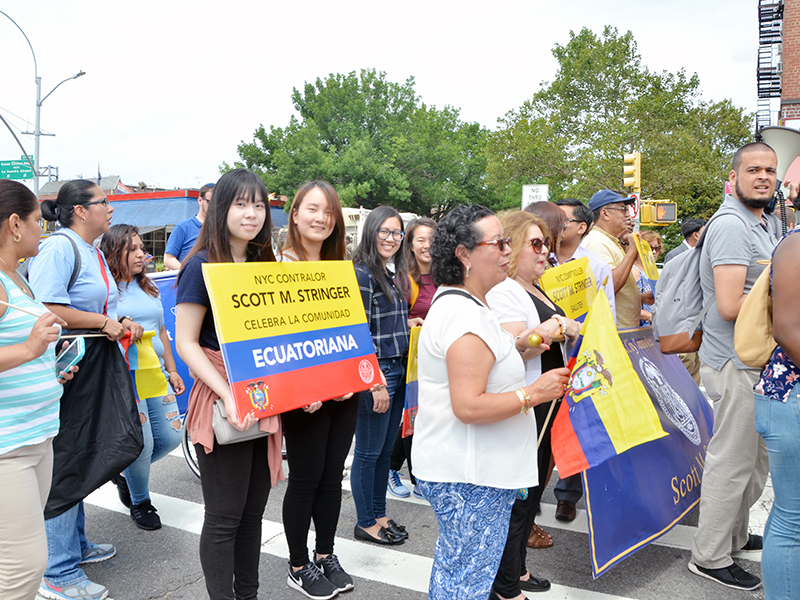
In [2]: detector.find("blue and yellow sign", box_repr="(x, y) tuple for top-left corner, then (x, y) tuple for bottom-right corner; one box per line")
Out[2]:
(202, 261), (380, 418)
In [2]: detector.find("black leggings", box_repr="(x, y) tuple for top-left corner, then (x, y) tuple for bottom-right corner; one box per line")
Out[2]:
(196, 436), (271, 600)
(493, 399), (557, 597)
(282, 396), (358, 567)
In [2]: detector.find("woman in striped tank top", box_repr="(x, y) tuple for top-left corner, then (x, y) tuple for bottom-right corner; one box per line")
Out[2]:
(0, 180), (75, 600)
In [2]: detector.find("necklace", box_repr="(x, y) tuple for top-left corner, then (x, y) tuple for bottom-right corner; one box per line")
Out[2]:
(0, 256), (33, 299)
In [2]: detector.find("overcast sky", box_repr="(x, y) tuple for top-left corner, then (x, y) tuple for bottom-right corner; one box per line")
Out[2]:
(1, 1), (761, 191)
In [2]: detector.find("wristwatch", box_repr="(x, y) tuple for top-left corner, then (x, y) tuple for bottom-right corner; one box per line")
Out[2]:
(118, 315), (133, 323)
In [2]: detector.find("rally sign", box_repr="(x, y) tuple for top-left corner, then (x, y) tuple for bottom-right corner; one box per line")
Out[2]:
(538, 257), (598, 321)
(632, 235), (659, 281)
(202, 261), (380, 418)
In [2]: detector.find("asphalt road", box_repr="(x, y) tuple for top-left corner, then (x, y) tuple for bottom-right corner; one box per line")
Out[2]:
(42, 442), (771, 600)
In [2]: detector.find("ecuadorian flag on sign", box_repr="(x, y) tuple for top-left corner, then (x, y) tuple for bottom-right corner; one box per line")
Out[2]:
(551, 291), (666, 478)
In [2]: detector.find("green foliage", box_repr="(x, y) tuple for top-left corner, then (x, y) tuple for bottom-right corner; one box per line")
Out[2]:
(226, 69), (495, 215)
(485, 25), (752, 252)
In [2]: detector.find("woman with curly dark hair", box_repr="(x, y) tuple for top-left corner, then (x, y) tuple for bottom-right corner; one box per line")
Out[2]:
(99, 224), (185, 531)
(411, 205), (570, 600)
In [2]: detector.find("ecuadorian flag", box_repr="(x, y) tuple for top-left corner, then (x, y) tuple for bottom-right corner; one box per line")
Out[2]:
(551, 291), (666, 478)
(402, 327), (421, 438)
(120, 331), (169, 401)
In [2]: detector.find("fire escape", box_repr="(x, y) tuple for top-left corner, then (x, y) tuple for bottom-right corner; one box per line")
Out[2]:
(757, 0), (783, 132)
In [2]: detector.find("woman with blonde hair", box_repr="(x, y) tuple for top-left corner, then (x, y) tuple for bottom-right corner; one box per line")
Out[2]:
(486, 211), (580, 600)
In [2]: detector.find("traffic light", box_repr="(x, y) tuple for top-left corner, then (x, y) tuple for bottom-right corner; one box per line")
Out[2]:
(623, 152), (641, 194)
(640, 201), (677, 226)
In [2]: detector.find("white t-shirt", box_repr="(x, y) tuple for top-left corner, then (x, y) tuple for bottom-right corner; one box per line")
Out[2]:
(486, 278), (543, 386)
(411, 286), (539, 489)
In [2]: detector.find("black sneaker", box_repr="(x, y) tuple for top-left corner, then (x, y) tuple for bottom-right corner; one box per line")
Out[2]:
(315, 554), (354, 593)
(112, 474), (131, 508)
(688, 561), (761, 591)
(287, 562), (338, 599)
(130, 500), (161, 530)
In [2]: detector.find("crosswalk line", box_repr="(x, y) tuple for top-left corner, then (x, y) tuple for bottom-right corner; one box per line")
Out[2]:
(85, 483), (634, 599)
(357, 478), (763, 563)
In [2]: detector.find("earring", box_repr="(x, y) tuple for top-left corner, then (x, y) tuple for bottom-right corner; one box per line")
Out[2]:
(82, 217), (86, 223)
(466, 265), (470, 278)
(13, 233), (21, 243)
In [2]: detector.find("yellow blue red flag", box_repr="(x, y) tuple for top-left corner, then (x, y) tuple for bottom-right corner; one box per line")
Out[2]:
(551, 291), (667, 477)
(121, 331), (169, 400)
(402, 327), (421, 437)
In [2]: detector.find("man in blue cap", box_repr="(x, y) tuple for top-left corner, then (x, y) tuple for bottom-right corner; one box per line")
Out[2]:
(164, 182), (215, 270)
(581, 190), (642, 329)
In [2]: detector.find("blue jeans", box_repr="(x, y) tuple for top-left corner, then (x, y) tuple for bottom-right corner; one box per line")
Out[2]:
(351, 357), (405, 528)
(755, 387), (800, 600)
(44, 502), (90, 585)
(419, 480), (516, 600)
(124, 394), (182, 505)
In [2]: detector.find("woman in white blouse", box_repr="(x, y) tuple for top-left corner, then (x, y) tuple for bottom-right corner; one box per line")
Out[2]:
(411, 205), (570, 600)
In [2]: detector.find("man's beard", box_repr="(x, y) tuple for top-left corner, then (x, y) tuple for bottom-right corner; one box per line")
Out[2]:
(735, 181), (772, 209)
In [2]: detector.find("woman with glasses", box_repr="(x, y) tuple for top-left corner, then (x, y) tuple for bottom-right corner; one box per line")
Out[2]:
(29, 180), (144, 600)
(350, 206), (414, 546)
(412, 205), (570, 600)
(524, 201), (566, 266)
(486, 211), (580, 600)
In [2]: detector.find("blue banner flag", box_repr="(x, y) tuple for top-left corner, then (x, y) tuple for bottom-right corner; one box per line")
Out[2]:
(582, 327), (713, 578)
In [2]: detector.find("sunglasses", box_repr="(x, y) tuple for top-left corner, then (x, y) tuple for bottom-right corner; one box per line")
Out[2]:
(529, 238), (550, 253)
(475, 236), (512, 252)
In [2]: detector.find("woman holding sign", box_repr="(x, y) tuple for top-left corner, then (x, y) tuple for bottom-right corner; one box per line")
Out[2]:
(411, 205), (570, 600)
(277, 181), (358, 598)
(350, 206), (414, 547)
(99, 224), (185, 531)
(486, 210), (580, 599)
(175, 169), (283, 600)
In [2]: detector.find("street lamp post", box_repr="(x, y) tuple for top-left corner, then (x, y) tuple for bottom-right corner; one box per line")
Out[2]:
(1, 10), (85, 196)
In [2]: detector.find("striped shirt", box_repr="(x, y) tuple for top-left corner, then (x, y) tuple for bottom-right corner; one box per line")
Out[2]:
(0, 271), (62, 456)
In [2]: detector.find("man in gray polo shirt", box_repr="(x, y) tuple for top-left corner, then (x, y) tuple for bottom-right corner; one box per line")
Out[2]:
(688, 142), (780, 591)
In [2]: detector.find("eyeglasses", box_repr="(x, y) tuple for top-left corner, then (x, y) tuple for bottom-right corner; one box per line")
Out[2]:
(604, 205), (629, 214)
(377, 228), (405, 241)
(528, 238), (550, 253)
(82, 198), (109, 208)
(565, 218), (581, 223)
(475, 236), (512, 252)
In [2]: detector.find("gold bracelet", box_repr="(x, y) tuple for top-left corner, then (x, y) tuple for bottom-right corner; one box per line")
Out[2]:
(515, 388), (531, 414)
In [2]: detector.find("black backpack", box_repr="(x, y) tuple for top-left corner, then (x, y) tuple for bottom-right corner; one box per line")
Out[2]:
(17, 231), (82, 291)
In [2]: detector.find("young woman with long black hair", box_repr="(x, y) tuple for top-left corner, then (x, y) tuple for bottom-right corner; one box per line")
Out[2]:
(175, 169), (284, 600)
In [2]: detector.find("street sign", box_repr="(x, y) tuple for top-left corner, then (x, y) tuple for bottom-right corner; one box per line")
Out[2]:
(521, 184), (549, 210)
(0, 155), (34, 180)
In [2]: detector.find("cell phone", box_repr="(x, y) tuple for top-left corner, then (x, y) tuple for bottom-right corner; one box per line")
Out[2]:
(55, 337), (85, 377)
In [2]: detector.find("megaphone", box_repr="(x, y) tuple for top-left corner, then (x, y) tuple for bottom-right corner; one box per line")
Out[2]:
(757, 126), (800, 234)
(758, 126), (800, 186)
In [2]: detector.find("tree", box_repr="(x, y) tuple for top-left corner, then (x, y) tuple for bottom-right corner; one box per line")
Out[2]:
(484, 26), (752, 249)
(225, 69), (495, 215)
